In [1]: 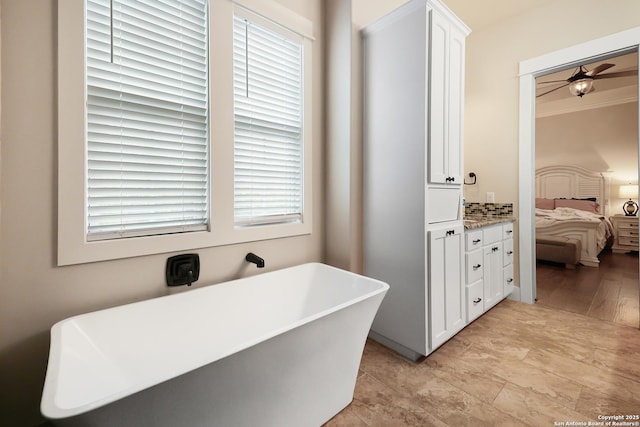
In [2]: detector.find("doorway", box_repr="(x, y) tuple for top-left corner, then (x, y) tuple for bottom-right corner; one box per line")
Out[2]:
(533, 52), (639, 327)
(518, 27), (640, 330)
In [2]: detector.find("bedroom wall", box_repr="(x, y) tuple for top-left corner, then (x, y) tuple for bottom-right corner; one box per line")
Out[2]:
(536, 102), (639, 213)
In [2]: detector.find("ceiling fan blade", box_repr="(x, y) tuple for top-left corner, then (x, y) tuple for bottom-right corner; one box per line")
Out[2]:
(595, 70), (638, 79)
(586, 63), (615, 76)
(536, 82), (570, 98)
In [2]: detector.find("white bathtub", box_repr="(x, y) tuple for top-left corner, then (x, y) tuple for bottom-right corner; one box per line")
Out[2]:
(41, 262), (388, 427)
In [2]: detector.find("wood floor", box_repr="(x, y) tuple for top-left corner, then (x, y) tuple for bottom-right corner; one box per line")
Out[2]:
(536, 249), (639, 328)
(326, 299), (640, 426)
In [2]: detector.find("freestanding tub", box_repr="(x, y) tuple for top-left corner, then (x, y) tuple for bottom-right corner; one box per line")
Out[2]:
(41, 262), (388, 427)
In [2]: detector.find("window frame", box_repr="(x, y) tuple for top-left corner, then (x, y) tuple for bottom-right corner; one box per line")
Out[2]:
(57, 0), (313, 266)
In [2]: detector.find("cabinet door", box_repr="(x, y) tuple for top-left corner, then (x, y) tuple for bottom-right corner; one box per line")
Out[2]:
(483, 242), (503, 309)
(428, 10), (465, 185)
(428, 10), (448, 184)
(429, 225), (465, 350)
(446, 26), (465, 184)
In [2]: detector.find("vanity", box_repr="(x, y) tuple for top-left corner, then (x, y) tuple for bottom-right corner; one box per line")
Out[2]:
(463, 217), (515, 322)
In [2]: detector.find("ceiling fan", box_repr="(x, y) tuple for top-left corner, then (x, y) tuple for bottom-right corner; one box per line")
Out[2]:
(537, 63), (638, 98)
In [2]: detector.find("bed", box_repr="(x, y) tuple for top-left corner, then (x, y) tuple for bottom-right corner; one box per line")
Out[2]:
(535, 165), (614, 267)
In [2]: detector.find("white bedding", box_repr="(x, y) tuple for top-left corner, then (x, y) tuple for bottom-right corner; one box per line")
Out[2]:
(536, 207), (614, 251)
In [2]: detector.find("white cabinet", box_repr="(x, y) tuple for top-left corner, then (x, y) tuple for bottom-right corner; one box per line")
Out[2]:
(362, 0), (469, 361)
(429, 225), (465, 350)
(502, 222), (515, 295)
(464, 229), (484, 322)
(464, 221), (515, 320)
(428, 10), (466, 185)
(483, 241), (503, 309)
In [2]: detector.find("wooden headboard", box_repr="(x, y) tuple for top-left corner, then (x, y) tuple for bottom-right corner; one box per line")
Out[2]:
(535, 165), (608, 216)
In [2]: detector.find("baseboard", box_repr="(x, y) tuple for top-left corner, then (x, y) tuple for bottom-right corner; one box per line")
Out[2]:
(508, 285), (521, 302)
(368, 330), (425, 362)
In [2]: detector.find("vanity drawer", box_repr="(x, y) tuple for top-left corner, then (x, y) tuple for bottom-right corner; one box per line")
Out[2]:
(466, 280), (484, 322)
(465, 230), (483, 251)
(503, 238), (514, 267)
(503, 222), (514, 239)
(503, 264), (514, 296)
(483, 224), (502, 245)
(466, 250), (483, 284)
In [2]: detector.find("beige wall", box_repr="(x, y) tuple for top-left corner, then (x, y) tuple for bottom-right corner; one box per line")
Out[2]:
(0, 0), (324, 424)
(462, 0), (640, 207)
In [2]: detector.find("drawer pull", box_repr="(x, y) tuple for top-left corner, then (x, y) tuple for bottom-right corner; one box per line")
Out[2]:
(506, 230), (513, 234)
(506, 251), (513, 255)
(473, 239), (481, 244)
(506, 278), (513, 283)
(473, 298), (482, 305)
(492, 246), (499, 252)
(473, 264), (482, 270)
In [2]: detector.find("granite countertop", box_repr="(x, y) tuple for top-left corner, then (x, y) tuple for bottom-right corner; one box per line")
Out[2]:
(463, 215), (516, 230)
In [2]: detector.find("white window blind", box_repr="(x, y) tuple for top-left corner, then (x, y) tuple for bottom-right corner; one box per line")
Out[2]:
(85, 0), (209, 240)
(233, 11), (304, 226)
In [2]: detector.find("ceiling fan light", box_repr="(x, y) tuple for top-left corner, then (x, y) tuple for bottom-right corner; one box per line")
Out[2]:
(568, 78), (594, 97)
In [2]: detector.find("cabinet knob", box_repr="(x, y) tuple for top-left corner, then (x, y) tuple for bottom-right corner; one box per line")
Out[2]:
(473, 264), (481, 270)
(492, 246), (499, 252)
(473, 298), (482, 304)
(473, 239), (481, 244)
(446, 229), (456, 236)
(507, 278), (513, 283)
(507, 251), (513, 255)
(506, 230), (513, 234)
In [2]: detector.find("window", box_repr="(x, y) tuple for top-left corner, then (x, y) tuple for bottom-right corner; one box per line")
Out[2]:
(85, 0), (209, 240)
(58, 0), (313, 265)
(233, 10), (304, 227)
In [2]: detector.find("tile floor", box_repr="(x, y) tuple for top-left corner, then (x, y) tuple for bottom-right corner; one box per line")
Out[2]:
(325, 299), (640, 426)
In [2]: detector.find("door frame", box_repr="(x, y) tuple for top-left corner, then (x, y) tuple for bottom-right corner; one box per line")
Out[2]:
(518, 27), (640, 304)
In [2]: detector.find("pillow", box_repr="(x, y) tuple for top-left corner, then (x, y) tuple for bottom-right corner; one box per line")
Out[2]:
(554, 198), (599, 213)
(535, 198), (555, 209)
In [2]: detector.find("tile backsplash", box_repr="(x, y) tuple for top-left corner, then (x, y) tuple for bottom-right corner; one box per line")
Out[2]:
(465, 202), (513, 217)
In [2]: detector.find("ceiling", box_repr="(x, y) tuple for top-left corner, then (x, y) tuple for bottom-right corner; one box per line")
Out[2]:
(536, 51), (638, 117)
(443, 0), (555, 31)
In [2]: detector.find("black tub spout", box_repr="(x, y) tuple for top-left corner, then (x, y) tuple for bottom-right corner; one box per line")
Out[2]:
(245, 252), (265, 268)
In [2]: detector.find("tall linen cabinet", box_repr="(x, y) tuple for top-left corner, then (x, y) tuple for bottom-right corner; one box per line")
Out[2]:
(362, 0), (470, 361)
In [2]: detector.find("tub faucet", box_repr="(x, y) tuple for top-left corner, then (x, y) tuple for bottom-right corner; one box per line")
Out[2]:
(245, 252), (265, 268)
